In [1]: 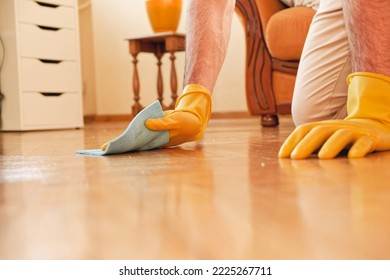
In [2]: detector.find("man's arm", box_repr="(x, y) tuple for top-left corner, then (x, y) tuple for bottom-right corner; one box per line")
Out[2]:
(184, 0), (236, 92)
(343, 0), (390, 76)
(145, 0), (236, 147)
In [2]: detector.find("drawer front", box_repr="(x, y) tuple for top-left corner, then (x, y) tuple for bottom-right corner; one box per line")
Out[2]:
(19, 23), (78, 60)
(28, 0), (77, 7)
(21, 58), (81, 92)
(18, 0), (76, 29)
(22, 92), (83, 127)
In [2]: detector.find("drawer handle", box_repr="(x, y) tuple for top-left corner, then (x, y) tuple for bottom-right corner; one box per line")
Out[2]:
(39, 59), (62, 64)
(37, 25), (61, 31)
(40, 92), (64, 97)
(35, 1), (60, 8)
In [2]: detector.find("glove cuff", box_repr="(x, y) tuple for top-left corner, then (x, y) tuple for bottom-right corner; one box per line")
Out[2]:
(345, 72), (390, 125)
(181, 84), (211, 97)
(347, 72), (390, 85)
(175, 84), (212, 123)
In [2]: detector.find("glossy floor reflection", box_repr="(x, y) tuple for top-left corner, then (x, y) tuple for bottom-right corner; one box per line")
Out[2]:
(1, 116), (390, 259)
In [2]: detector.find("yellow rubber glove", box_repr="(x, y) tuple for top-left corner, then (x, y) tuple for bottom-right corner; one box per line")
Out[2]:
(145, 84), (212, 147)
(278, 72), (390, 159)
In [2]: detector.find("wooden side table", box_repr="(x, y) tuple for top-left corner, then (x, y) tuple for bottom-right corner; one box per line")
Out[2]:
(126, 32), (186, 117)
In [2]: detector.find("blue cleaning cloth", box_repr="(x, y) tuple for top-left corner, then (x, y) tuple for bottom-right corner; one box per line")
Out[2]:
(76, 101), (169, 156)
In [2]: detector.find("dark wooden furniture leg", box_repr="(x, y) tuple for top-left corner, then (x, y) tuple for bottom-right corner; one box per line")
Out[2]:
(261, 114), (279, 127)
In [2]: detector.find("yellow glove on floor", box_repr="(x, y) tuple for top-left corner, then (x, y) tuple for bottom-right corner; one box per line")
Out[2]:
(278, 72), (390, 159)
(145, 84), (212, 147)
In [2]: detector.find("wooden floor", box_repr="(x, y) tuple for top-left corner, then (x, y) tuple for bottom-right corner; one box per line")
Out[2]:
(1, 116), (390, 260)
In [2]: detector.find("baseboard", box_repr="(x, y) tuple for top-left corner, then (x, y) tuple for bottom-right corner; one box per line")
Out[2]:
(84, 114), (133, 123)
(211, 111), (253, 119)
(84, 111), (254, 123)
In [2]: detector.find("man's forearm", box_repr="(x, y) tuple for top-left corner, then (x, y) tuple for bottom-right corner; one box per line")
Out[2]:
(184, 0), (236, 92)
(343, 0), (390, 76)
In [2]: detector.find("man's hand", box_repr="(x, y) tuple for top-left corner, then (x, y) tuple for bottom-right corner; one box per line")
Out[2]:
(145, 84), (212, 147)
(278, 119), (390, 159)
(279, 72), (390, 159)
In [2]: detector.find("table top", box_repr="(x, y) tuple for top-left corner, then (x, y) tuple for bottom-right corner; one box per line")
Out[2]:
(127, 32), (186, 54)
(126, 32), (185, 42)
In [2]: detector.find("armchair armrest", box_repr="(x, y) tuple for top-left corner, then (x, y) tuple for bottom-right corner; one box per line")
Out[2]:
(235, 0), (286, 115)
(254, 0), (287, 35)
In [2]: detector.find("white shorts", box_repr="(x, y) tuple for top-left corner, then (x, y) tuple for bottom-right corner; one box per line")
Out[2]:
(291, 0), (351, 126)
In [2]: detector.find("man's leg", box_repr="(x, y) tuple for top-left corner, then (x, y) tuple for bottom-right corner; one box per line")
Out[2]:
(292, 0), (351, 126)
(183, 0), (236, 92)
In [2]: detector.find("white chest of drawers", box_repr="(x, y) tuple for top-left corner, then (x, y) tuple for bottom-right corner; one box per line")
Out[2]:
(0, 0), (83, 130)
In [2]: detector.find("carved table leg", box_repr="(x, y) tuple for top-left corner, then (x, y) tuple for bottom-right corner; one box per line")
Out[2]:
(131, 52), (143, 117)
(155, 45), (168, 110)
(168, 51), (178, 109)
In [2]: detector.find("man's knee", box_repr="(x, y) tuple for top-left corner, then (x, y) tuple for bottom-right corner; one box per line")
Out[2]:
(291, 98), (321, 126)
(291, 89), (348, 126)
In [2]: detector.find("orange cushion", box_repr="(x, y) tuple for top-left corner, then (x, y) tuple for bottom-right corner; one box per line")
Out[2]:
(265, 7), (315, 61)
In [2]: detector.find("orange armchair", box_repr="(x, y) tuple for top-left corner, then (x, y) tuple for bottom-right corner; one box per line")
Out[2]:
(235, 0), (316, 126)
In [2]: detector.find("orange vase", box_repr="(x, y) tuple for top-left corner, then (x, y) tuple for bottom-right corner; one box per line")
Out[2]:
(146, 0), (182, 33)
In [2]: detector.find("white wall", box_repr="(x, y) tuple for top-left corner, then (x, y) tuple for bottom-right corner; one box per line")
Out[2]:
(82, 0), (247, 115)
